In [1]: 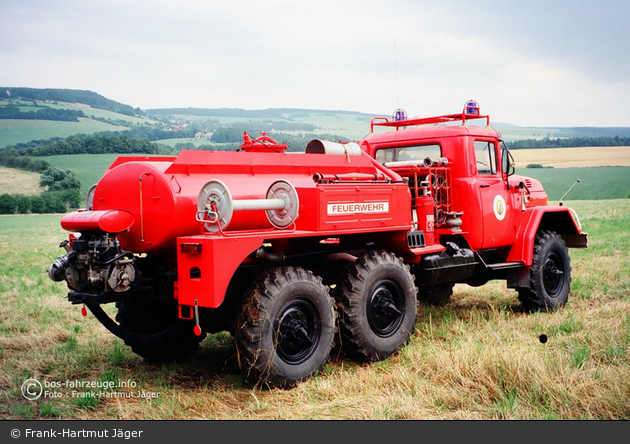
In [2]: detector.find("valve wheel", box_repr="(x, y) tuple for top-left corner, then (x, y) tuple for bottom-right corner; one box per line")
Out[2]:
(265, 180), (300, 229)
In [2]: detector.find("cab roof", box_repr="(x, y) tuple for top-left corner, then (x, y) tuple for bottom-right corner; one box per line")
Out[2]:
(363, 111), (501, 145)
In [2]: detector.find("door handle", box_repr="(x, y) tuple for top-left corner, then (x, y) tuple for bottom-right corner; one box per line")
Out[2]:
(480, 184), (490, 188)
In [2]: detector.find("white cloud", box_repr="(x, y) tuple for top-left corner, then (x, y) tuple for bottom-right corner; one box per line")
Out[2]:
(1, 0), (629, 126)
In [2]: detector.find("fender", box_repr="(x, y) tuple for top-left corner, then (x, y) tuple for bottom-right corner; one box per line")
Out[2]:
(507, 206), (587, 265)
(176, 235), (264, 310)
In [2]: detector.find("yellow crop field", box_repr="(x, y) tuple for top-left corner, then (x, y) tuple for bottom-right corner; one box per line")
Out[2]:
(0, 166), (41, 195)
(511, 146), (630, 168)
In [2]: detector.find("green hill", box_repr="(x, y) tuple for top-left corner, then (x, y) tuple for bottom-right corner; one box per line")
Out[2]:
(2, 88), (143, 116)
(1, 87), (630, 205)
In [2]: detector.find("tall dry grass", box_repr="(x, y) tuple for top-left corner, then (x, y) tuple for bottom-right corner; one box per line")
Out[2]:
(0, 200), (628, 420)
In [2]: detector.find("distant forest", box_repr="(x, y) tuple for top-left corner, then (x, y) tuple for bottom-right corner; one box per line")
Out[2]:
(0, 104), (85, 121)
(3, 134), (158, 157)
(1, 88), (144, 117)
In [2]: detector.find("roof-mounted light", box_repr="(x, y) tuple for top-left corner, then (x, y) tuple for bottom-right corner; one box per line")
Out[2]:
(392, 108), (407, 121)
(464, 100), (480, 116)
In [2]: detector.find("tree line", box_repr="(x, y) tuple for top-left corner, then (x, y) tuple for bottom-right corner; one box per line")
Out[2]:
(209, 123), (342, 147)
(0, 147), (50, 172)
(0, 190), (80, 214)
(0, 165), (81, 214)
(0, 104), (86, 122)
(7, 134), (160, 157)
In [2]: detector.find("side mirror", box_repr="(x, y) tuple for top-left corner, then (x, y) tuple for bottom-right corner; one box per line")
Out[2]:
(501, 146), (515, 177)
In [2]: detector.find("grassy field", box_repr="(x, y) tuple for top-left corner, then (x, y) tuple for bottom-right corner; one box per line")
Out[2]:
(515, 166), (630, 201)
(0, 199), (628, 420)
(0, 167), (41, 196)
(0, 119), (127, 148)
(34, 154), (124, 198)
(509, 146), (630, 201)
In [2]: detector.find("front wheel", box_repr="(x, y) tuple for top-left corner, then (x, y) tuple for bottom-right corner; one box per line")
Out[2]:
(518, 230), (571, 312)
(235, 266), (336, 389)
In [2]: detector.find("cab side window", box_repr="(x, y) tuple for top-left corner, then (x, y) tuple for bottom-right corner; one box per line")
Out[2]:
(474, 141), (497, 175)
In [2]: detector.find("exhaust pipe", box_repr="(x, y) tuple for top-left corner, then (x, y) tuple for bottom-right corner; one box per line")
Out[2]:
(48, 255), (70, 282)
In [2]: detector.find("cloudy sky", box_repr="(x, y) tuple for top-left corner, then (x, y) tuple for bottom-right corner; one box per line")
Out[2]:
(1, 0), (629, 127)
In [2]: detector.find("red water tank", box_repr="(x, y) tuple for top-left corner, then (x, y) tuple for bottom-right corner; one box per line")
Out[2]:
(60, 143), (406, 254)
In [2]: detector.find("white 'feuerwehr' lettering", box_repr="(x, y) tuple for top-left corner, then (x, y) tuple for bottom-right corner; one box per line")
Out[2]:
(327, 202), (389, 215)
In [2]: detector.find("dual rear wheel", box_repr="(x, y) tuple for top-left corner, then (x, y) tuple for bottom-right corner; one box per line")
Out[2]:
(235, 250), (418, 388)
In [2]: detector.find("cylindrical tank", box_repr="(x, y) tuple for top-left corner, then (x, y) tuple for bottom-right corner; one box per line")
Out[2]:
(88, 160), (199, 254)
(305, 139), (362, 156)
(61, 146), (390, 255)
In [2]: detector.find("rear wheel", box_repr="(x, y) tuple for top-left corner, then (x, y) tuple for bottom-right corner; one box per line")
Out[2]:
(86, 298), (205, 362)
(115, 299), (205, 361)
(333, 250), (417, 362)
(518, 230), (571, 312)
(235, 266), (336, 389)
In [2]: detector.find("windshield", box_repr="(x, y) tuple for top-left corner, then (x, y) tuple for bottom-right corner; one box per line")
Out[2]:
(375, 144), (441, 164)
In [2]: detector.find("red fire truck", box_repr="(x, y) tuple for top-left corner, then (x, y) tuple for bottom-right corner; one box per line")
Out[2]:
(49, 101), (587, 388)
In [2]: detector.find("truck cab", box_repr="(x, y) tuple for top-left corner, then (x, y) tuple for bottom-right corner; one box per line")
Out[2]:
(361, 101), (587, 307)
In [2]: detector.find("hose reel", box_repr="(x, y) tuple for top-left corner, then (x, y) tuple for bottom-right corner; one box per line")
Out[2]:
(197, 179), (299, 232)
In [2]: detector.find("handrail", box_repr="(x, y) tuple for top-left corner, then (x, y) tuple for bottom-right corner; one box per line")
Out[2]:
(370, 112), (490, 132)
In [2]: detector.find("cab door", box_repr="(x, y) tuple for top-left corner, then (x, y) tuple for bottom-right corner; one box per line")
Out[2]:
(473, 140), (513, 249)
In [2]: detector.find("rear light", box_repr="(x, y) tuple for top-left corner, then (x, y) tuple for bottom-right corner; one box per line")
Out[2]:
(180, 243), (202, 254)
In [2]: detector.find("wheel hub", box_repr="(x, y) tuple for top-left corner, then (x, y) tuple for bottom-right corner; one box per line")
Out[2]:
(276, 300), (320, 365)
(367, 280), (404, 337)
(543, 253), (564, 297)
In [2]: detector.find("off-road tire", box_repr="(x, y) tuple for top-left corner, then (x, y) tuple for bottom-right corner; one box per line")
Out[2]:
(333, 250), (417, 362)
(235, 266), (336, 389)
(115, 299), (205, 362)
(518, 230), (571, 312)
(416, 282), (455, 306)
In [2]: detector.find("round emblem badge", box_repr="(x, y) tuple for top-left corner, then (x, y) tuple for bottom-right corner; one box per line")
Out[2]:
(493, 195), (506, 221)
